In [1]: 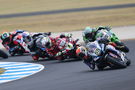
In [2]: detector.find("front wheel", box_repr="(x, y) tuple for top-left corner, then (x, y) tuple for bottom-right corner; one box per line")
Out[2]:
(106, 54), (127, 68)
(0, 49), (8, 59)
(125, 56), (131, 66)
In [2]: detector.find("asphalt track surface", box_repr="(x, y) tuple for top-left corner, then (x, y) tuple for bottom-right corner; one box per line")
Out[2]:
(0, 3), (135, 18)
(0, 40), (134, 90)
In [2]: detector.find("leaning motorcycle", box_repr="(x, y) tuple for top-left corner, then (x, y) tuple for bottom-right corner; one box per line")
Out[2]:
(9, 34), (30, 56)
(84, 41), (131, 70)
(56, 38), (80, 61)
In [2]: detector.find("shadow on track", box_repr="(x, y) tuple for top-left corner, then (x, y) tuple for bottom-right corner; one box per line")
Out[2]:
(78, 66), (129, 74)
(9, 54), (30, 57)
(27, 58), (82, 63)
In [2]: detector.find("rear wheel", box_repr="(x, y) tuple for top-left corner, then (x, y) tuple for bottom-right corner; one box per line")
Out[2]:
(106, 54), (127, 68)
(122, 46), (129, 53)
(115, 41), (129, 53)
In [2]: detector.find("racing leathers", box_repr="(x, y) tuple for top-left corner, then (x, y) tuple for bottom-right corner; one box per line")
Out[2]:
(28, 34), (51, 60)
(44, 36), (76, 60)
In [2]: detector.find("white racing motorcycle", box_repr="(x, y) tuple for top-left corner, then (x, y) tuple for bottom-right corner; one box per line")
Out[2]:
(84, 40), (131, 70)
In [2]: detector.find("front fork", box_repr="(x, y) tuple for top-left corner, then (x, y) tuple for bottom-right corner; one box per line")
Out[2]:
(83, 59), (96, 70)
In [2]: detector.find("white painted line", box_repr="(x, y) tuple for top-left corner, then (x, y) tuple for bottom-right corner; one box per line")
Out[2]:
(0, 62), (44, 84)
(0, 63), (32, 67)
(5, 67), (41, 71)
(2, 71), (40, 75)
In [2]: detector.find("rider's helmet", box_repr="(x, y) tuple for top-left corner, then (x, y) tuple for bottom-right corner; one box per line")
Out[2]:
(41, 37), (52, 48)
(83, 27), (95, 40)
(76, 46), (87, 58)
(23, 31), (31, 43)
(0, 32), (10, 41)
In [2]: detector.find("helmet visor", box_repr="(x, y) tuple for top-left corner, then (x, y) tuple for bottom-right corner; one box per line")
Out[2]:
(85, 33), (93, 39)
(45, 42), (51, 48)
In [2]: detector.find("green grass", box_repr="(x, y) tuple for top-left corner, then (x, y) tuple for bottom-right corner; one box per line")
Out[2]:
(0, 0), (135, 33)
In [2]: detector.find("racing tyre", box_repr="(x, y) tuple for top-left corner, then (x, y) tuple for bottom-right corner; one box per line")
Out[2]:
(115, 41), (129, 53)
(106, 54), (127, 68)
(125, 56), (131, 66)
(0, 49), (8, 59)
(123, 46), (129, 53)
(126, 59), (131, 66)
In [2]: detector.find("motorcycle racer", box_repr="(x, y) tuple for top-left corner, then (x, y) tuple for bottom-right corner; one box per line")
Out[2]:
(82, 26), (129, 52)
(0, 30), (31, 55)
(42, 36), (61, 60)
(41, 35), (78, 60)
(0, 32), (14, 50)
(28, 34), (52, 60)
(76, 39), (125, 70)
(55, 37), (76, 60)
(13, 33), (30, 53)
